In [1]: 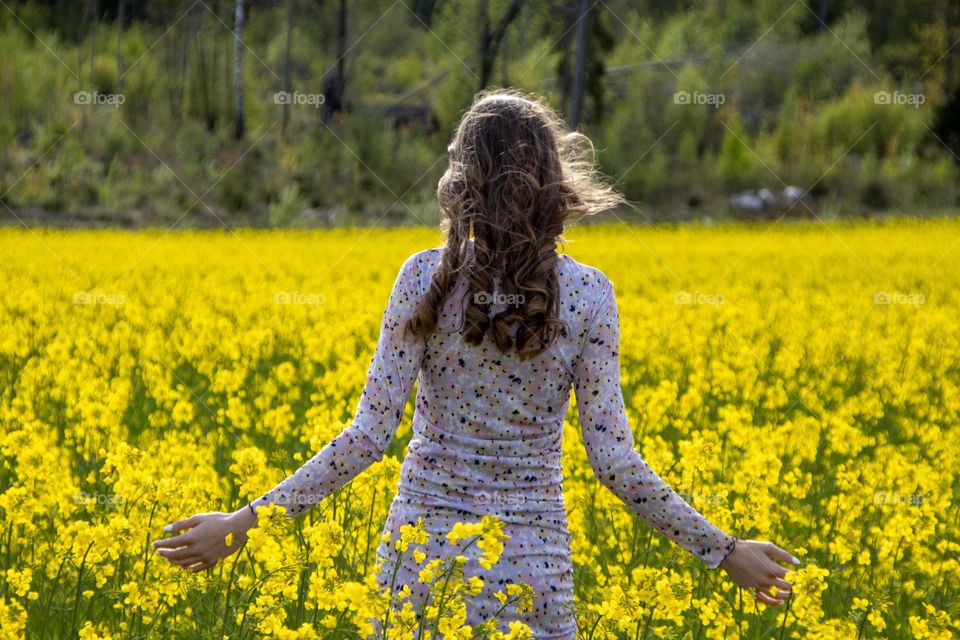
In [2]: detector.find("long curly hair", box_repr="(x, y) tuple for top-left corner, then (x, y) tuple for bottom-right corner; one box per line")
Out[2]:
(406, 89), (624, 359)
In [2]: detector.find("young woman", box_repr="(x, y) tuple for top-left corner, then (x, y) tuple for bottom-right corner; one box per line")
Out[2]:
(154, 90), (800, 638)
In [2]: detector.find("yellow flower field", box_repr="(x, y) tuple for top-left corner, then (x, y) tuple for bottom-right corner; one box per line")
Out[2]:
(0, 220), (958, 639)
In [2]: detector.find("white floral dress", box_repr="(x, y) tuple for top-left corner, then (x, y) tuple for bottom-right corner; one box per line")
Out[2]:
(250, 242), (737, 638)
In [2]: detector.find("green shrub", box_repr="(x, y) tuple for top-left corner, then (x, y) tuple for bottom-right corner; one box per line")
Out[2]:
(268, 184), (306, 227)
(717, 119), (755, 187)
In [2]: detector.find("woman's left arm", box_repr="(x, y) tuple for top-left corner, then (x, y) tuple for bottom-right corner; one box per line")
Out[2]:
(153, 250), (430, 570)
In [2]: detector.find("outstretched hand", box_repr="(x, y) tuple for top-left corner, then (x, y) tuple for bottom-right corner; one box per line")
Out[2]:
(719, 539), (801, 606)
(152, 508), (257, 572)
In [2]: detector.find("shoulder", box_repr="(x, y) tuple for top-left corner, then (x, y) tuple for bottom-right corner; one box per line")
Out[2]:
(557, 253), (614, 299)
(397, 247), (443, 293)
(401, 247), (442, 270)
(556, 254), (616, 339)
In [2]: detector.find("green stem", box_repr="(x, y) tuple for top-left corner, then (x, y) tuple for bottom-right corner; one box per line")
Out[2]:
(68, 541), (96, 639)
(219, 541), (247, 639)
(854, 606), (869, 640)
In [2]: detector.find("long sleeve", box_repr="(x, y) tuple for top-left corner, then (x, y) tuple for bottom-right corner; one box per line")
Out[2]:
(249, 251), (429, 518)
(572, 273), (737, 569)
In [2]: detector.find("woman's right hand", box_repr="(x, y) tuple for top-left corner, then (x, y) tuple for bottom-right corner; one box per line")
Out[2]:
(719, 539), (800, 606)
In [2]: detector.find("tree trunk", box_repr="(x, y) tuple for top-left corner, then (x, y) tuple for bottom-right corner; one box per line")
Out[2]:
(557, 7), (573, 112)
(411, 0), (437, 26)
(322, 0), (347, 123)
(234, 0), (245, 140)
(945, 0), (959, 96)
(116, 0), (126, 94)
(282, 0), (295, 135)
(89, 1), (98, 89)
(569, 0), (589, 129)
(212, 0), (220, 128)
(477, 0), (524, 91)
(177, 23), (188, 119)
(478, 0), (491, 89)
(196, 4), (217, 130)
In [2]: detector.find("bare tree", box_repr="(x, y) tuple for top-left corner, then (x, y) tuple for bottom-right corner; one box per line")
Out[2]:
(282, 0), (295, 135)
(116, 0), (127, 94)
(212, 0), (221, 128)
(322, 0), (347, 123)
(196, 2), (220, 130)
(234, 0), (245, 140)
(550, 0), (612, 127)
(88, 1), (98, 89)
(569, 0), (589, 129)
(477, 0), (524, 91)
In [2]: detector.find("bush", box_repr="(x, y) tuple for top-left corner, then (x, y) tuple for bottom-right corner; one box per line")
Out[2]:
(717, 119), (755, 187)
(268, 184), (306, 227)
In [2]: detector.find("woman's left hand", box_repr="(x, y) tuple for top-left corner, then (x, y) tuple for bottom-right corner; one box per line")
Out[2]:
(152, 508), (256, 572)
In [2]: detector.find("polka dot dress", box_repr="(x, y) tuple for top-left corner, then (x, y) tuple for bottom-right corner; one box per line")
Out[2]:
(250, 240), (737, 638)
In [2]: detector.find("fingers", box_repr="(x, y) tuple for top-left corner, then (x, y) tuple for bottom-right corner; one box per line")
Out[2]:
(756, 591), (788, 606)
(763, 542), (800, 567)
(155, 546), (196, 561)
(190, 559), (217, 572)
(154, 548), (203, 567)
(173, 555), (204, 568)
(771, 577), (793, 591)
(154, 514), (208, 549)
(152, 532), (192, 550)
(754, 585), (790, 606)
(767, 562), (788, 579)
(151, 517), (221, 571)
(166, 514), (202, 534)
(155, 548), (214, 571)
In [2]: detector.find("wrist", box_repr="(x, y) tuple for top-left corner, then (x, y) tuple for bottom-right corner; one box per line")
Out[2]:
(718, 536), (739, 570)
(231, 503), (258, 531)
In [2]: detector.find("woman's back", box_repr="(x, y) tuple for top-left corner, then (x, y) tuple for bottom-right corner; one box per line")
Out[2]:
(401, 243), (606, 519)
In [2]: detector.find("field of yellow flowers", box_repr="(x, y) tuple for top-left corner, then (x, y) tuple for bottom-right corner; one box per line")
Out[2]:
(0, 220), (958, 639)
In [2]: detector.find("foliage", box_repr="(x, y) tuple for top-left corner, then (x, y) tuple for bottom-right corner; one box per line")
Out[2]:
(0, 1), (958, 224)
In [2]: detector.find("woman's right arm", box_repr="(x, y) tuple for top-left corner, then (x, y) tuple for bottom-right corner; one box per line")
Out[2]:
(571, 272), (799, 604)
(154, 251), (431, 571)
